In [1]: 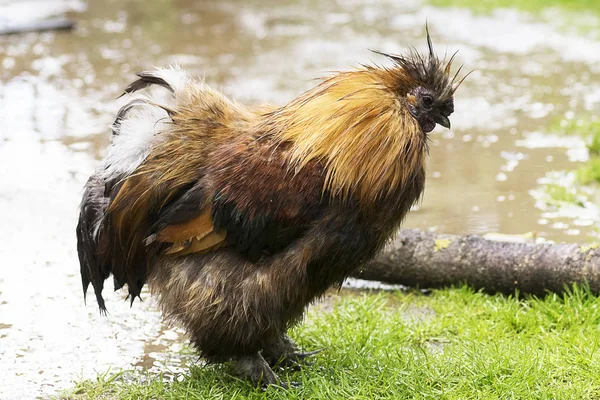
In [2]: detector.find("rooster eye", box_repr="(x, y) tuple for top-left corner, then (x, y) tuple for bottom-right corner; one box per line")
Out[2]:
(422, 95), (434, 109)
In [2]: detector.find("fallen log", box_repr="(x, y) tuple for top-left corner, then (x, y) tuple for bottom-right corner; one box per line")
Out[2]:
(353, 229), (600, 296)
(0, 18), (75, 35)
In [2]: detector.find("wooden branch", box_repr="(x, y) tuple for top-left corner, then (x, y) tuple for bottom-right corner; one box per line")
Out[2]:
(352, 229), (600, 296)
(0, 18), (75, 35)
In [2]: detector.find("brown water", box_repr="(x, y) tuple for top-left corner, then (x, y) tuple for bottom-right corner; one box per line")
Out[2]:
(1, 0), (599, 398)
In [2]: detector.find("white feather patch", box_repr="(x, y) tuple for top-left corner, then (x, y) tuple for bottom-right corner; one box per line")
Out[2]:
(151, 65), (190, 98)
(103, 104), (169, 179)
(101, 65), (192, 181)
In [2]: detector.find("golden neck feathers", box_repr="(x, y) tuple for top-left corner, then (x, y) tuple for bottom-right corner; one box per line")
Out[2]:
(265, 69), (427, 204)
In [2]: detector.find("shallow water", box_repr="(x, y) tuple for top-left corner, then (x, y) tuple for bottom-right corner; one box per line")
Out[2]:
(1, 0), (599, 398)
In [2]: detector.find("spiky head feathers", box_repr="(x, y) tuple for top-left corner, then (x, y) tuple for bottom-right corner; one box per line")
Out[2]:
(375, 27), (466, 97)
(373, 27), (468, 133)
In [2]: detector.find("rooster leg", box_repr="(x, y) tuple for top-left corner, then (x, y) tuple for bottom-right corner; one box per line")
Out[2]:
(230, 353), (278, 387)
(263, 335), (323, 369)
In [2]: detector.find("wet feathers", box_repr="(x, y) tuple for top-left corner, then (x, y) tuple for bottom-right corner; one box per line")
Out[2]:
(76, 29), (462, 382)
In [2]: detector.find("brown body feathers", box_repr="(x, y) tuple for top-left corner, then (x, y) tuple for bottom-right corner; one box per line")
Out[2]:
(76, 29), (463, 385)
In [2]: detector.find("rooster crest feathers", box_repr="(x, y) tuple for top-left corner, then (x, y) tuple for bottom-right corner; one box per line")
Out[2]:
(372, 25), (469, 102)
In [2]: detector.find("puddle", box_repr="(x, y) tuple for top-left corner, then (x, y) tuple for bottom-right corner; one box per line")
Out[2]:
(1, 0), (600, 398)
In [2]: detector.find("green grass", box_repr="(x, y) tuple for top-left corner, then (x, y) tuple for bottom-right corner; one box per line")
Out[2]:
(542, 183), (580, 204)
(587, 133), (600, 157)
(577, 158), (600, 185)
(547, 118), (600, 186)
(63, 286), (600, 399)
(567, 120), (600, 185)
(429, 0), (600, 14)
(554, 119), (600, 155)
(587, 130), (600, 157)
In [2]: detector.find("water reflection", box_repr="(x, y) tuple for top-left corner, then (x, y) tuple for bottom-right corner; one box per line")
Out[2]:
(0, 0), (599, 398)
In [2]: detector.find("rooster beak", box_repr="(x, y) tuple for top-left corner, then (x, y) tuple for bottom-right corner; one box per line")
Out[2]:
(435, 115), (451, 129)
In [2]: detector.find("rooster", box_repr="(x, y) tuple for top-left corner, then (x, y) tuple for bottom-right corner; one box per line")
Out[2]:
(77, 28), (464, 385)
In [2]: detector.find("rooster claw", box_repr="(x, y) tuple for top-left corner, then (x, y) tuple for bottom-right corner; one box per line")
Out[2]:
(294, 347), (325, 360)
(278, 380), (302, 389)
(274, 347), (326, 370)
